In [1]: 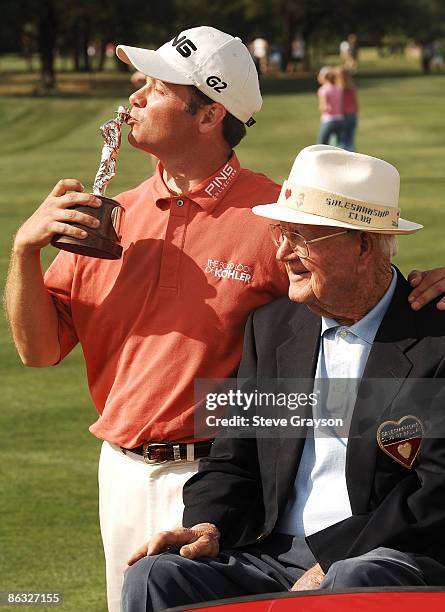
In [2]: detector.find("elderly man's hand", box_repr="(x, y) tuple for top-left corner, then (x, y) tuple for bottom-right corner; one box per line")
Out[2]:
(408, 268), (445, 311)
(290, 563), (325, 592)
(127, 523), (220, 566)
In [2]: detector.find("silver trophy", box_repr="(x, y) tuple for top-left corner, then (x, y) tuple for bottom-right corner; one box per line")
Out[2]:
(51, 106), (130, 260)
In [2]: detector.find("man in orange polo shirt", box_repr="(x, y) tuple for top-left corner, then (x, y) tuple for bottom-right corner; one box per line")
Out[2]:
(5, 25), (445, 612)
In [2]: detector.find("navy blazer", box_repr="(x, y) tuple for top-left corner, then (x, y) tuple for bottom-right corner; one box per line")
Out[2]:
(183, 271), (445, 581)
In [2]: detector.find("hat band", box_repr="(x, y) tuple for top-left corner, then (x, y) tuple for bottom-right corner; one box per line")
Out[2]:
(278, 181), (400, 230)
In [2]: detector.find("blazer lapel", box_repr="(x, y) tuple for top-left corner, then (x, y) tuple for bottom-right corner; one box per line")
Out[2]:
(274, 307), (321, 509)
(346, 271), (417, 513)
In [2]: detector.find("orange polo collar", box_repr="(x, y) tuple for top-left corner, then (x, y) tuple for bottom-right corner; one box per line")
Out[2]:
(152, 153), (242, 213)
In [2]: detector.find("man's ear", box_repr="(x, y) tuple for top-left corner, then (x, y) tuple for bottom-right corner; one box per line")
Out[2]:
(198, 103), (226, 134)
(358, 231), (376, 260)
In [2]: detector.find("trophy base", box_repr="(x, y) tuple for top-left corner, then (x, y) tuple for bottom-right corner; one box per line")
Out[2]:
(51, 234), (123, 260)
(51, 196), (124, 260)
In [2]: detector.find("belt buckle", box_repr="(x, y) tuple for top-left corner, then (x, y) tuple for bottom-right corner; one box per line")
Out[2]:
(142, 443), (169, 464)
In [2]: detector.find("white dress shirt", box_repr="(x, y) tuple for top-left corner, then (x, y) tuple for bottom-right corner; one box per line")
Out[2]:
(276, 268), (397, 536)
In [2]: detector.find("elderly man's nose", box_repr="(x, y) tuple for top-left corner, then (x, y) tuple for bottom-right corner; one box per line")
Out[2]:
(276, 237), (295, 261)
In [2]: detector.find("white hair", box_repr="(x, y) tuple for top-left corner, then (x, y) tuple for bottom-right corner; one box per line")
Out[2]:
(375, 234), (398, 259)
(348, 230), (398, 259)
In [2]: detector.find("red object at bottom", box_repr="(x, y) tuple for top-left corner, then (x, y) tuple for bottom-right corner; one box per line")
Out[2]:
(169, 589), (445, 612)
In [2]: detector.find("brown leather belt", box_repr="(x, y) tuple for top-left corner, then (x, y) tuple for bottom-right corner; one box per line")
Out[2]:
(120, 440), (213, 464)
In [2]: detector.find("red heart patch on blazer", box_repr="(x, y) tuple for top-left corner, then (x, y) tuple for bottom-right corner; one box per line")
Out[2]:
(376, 415), (424, 469)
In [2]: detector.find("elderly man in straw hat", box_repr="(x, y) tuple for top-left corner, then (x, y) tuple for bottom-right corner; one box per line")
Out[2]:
(121, 145), (445, 611)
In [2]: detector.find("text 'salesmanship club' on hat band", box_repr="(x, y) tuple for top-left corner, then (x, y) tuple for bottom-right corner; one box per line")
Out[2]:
(278, 181), (401, 230)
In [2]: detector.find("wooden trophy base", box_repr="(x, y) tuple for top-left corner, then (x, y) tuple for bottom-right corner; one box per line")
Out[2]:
(51, 196), (124, 260)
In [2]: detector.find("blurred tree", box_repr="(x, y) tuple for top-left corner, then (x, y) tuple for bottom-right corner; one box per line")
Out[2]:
(172, 0), (248, 38)
(241, 0), (322, 69)
(21, 22), (38, 71)
(400, 0), (445, 41)
(38, 0), (58, 90)
(397, 0), (445, 71)
(2, 0), (61, 92)
(240, 0), (436, 70)
(3, 0), (444, 86)
(0, 1), (28, 54)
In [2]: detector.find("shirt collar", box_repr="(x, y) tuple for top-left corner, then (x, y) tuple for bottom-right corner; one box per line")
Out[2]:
(151, 153), (241, 213)
(321, 266), (397, 344)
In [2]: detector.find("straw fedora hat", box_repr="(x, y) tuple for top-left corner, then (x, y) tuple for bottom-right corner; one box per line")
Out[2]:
(253, 145), (422, 234)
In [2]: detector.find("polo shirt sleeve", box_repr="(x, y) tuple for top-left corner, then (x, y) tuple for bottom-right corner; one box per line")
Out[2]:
(44, 250), (79, 362)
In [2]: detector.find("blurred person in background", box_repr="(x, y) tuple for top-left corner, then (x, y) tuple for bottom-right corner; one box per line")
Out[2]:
(286, 34), (306, 74)
(339, 39), (350, 63)
(336, 66), (358, 151)
(431, 40), (444, 70)
(250, 37), (269, 78)
(421, 42), (433, 73)
(340, 34), (359, 71)
(347, 34), (359, 71)
(317, 66), (343, 146)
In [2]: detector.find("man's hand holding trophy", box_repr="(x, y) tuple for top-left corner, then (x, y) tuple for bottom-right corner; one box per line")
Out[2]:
(51, 105), (130, 259)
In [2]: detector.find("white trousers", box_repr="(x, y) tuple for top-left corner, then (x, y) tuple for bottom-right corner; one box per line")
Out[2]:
(98, 442), (200, 612)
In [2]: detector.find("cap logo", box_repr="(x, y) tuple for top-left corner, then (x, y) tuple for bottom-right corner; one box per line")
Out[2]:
(206, 75), (228, 93)
(171, 34), (197, 58)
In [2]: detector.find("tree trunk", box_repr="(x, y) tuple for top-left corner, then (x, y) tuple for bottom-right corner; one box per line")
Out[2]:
(72, 17), (91, 72)
(280, 4), (295, 71)
(37, 0), (57, 92)
(97, 38), (107, 72)
(81, 17), (90, 72)
(72, 21), (80, 71)
(302, 31), (311, 71)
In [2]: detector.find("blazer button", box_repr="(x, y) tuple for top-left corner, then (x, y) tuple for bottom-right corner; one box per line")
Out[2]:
(256, 532), (266, 541)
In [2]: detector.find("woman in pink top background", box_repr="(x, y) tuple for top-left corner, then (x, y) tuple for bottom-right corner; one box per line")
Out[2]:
(336, 65), (358, 151)
(317, 66), (344, 145)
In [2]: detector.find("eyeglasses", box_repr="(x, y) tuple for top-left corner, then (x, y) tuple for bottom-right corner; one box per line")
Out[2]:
(269, 224), (351, 258)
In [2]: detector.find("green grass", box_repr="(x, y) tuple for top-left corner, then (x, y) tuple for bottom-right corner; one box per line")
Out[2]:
(1, 57), (445, 610)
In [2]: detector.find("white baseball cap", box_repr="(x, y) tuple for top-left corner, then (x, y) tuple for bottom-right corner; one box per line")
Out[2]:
(253, 145), (423, 234)
(116, 26), (262, 126)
